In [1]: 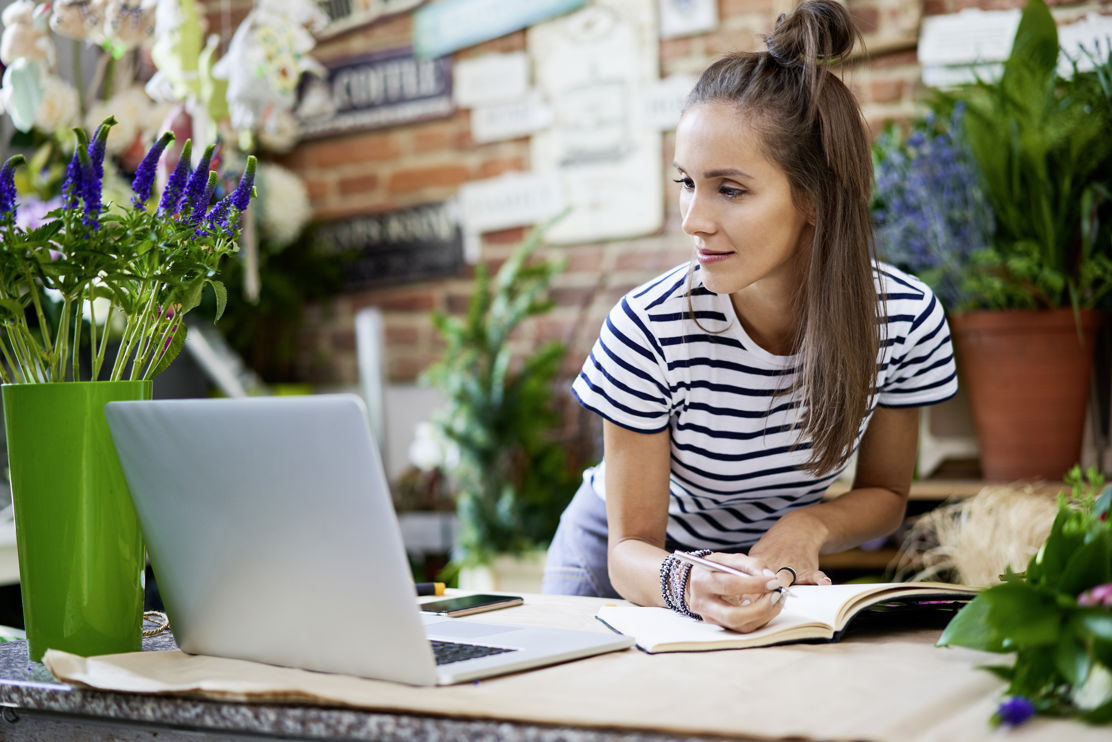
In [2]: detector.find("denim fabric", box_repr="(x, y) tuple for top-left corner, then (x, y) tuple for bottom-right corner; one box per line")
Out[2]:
(541, 481), (619, 598)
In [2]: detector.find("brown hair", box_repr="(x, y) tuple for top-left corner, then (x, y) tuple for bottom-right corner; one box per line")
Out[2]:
(684, 0), (881, 475)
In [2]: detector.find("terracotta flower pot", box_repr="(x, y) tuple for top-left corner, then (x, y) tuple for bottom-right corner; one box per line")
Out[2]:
(948, 309), (1101, 482)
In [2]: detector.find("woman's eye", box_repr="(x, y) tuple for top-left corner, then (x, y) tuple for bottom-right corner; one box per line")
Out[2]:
(672, 177), (694, 190)
(720, 186), (747, 199)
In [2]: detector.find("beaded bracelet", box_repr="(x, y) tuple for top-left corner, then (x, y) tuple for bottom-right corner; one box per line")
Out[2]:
(660, 549), (712, 620)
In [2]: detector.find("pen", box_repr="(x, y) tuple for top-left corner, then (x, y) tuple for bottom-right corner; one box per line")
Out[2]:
(415, 581), (445, 596)
(671, 551), (793, 597)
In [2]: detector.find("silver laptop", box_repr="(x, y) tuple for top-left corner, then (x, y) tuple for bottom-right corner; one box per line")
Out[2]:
(104, 394), (631, 685)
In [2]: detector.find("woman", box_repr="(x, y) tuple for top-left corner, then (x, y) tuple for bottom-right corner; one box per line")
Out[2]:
(542, 0), (958, 633)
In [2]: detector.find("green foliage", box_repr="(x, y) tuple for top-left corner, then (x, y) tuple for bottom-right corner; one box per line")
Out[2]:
(422, 218), (578, 566)
(938, 466), (1112, 723)
(930, 0), (1112, 311)
(0, 127), (254, 383)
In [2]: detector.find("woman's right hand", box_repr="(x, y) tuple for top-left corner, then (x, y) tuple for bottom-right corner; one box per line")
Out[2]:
(684, 552), (787, 633)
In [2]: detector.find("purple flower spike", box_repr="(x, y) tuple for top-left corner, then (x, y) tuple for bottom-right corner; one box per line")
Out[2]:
(229, 155), (257, 212)
(158, 139), (193, 216)
(82, 118), (115, 230)
(131, 132), (174, 209)
(0, 154), (25, 220)
(993, 696), (1034, 727)
(178, 143), (216, 216)
(188, 170), (219, 229)
(62, 128), (91, 210)
(88, 116), (115, 185)
(203, 195), (233, 237)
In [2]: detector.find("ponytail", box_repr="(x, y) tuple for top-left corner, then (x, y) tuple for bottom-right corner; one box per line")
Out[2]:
(684, 0), (880, 475)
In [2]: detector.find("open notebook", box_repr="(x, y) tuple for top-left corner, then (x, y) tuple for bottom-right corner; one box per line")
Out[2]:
(596, 581), (977, 653)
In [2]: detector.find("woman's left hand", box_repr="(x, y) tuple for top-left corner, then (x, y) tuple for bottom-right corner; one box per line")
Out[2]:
(748, 509), (833, 586)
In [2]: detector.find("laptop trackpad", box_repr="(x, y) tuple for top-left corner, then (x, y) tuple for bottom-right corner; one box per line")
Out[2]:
(423, 619), (521, 639)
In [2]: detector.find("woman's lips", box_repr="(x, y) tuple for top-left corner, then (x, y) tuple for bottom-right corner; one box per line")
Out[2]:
(696, 248), (734, 265)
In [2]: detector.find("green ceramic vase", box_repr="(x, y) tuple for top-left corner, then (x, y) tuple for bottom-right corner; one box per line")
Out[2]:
(2, 381), (151, 662)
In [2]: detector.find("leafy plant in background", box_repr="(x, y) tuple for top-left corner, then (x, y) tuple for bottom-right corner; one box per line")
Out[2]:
(0, 118), (256, 383)
(422, 218), (578, 567)
(871, 104), (995, 311)
(929, 0), (1112, 311)
(938, 466), (1112, 725)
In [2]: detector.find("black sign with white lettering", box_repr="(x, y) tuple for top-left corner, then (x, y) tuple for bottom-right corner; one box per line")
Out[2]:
(295, 47), (453, 138)
(320, 202), (464, 289)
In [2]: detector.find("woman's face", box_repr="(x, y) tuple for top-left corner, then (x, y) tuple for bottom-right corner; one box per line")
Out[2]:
(673, 101), (813, 298)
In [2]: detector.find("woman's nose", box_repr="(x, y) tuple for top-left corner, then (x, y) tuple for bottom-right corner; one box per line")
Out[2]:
(680, 191), (715, 237)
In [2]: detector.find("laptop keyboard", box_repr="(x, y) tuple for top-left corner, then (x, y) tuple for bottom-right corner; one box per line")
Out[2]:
(430, 639), (517, 666)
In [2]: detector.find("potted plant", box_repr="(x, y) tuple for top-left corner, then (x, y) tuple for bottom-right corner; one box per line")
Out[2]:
(0, 119), (256, 660)
(874, 0), (1112, 480)
(422, 220), (578, 590)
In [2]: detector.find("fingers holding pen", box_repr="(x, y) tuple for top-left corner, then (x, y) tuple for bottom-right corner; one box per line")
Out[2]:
(682, 552), (787, 632)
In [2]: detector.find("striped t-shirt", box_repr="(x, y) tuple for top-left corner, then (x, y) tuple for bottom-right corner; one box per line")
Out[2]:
(571, 261), (958, 551)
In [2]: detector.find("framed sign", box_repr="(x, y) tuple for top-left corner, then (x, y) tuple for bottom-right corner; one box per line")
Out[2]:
(315, 0), (426, 38)
(320, 202), (464, 290)
(295, 47), (453, 138)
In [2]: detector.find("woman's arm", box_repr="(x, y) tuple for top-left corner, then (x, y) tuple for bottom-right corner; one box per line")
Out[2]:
(603, 420), (784, 631)
(748, 405), (920, 584)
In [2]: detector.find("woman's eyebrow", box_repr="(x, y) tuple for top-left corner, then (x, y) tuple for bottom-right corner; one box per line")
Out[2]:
(671, 163), (753, 180)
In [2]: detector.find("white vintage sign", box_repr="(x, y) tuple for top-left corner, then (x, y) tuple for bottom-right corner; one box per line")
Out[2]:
(457, 171), (566, 235)
(529, 0), (661, 244)
(470, 91), (553, 143)
(640, 74), (698, 131)
(658, 0), (717, 40)
(452, 52), (530, 108)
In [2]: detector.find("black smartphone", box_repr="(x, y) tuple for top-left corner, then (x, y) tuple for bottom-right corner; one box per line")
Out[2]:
(419, 594), (524, 617)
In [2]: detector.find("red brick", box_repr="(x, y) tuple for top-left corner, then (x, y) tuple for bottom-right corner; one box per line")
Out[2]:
(353, 291), (438, 312)
(482, 226), (527, 245)
(869, 78), (906, 105)
(387, 352), (441, 383)
(385, 323), (420, 346)
(660, 36), (693, 61)
(304, 176), (331, 201)
(309, 132), (403, 169)
(412, 120), (463, 153)
(387, 164), (471, 194)
(338, 172), (380, 196)
(330, 328), (357, 352)
(478, 156), (527, 179)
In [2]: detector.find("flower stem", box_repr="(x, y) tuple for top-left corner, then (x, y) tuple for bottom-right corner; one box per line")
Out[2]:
(72, 289), (84, 382)
(141, 316), (177, 380)
(22, 266), (53, 359)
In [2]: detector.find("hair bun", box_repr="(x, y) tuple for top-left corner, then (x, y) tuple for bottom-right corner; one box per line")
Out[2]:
(765, 0), (858, 66)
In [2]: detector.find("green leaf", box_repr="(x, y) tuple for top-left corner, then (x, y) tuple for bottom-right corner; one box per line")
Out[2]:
(146, 322), (187, 380)
(982, 583), (1064, 648)
(205, 279), (228, 323)
(1059, 533), (1112, 596)
(938, 595), (1008, 651)
(1055, 626), (1092, 686)
(1079, 611), (1112, 642)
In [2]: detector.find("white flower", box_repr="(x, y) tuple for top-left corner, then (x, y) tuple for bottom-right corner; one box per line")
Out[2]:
(409, 422), (459, 472)
(256, 162), (311, 248)
(1073, 663), (1112, 711)
(85, 86), (157, 156)
(34, 74), (79, 136)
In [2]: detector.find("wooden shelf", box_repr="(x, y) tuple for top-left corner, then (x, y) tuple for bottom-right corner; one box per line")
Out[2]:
(820, 547), (901, 571)
(824, 478), (1064, 502)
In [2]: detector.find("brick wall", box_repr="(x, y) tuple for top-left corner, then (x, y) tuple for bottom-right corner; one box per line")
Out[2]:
(201, 0), (1109, 469)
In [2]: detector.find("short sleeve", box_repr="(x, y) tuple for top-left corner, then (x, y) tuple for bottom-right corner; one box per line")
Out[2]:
(571, 296), (673, 433)
(877, 290), (959, 408)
